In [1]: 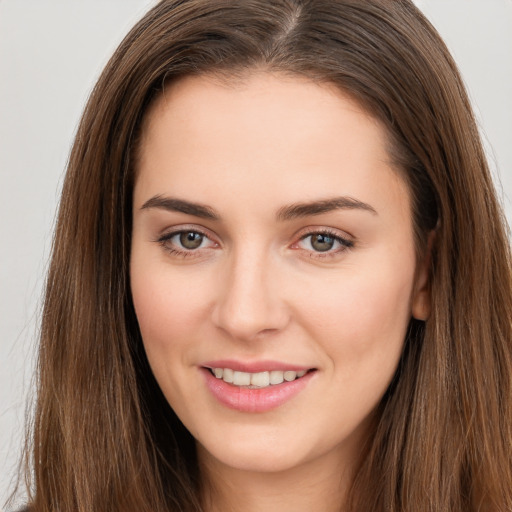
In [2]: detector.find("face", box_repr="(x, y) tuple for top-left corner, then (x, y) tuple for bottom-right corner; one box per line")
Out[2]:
(130, 73), (429, 476)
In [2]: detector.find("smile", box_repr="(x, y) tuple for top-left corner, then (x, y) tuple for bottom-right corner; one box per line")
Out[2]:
(209, 368), (308, 388)
(201, 364), (316, 413)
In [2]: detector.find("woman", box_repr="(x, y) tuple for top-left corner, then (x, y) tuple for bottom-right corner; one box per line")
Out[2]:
(15, 0), (512, 510)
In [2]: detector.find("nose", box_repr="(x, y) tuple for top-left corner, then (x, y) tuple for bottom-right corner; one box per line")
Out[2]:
(211, 249), (290, 341)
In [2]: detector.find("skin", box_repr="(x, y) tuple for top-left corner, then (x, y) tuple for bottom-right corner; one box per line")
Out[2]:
(130, 72), (430, 512)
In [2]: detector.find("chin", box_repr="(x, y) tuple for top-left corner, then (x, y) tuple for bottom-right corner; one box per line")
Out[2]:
(195, 424), (335, 476)
(197, 432), (306, 473)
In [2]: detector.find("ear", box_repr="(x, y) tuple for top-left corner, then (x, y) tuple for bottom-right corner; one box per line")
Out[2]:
(411, 231), (435, 321)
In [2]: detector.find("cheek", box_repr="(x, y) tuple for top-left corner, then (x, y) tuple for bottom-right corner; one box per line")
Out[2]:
(129, 257), (216, 421)
(296, 256), (415, 374)
(130, 256), (211, 360)
(298, 261), (415, 436)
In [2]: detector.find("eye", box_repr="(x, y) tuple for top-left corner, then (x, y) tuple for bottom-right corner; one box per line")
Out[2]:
(295, 229), (353, 256)
(157, 228), (218, 255)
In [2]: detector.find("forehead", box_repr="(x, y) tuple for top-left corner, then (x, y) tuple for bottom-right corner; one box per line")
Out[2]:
(141, 72), (382, 153)
(134, 72), (410, 221)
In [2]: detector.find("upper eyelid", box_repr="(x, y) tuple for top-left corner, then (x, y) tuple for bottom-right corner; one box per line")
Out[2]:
(296, 232), (353, 248)
(294, 225), (354, 242)
(157, 225), (215, 241)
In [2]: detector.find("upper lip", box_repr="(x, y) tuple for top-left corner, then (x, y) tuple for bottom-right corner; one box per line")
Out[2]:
(202, 359), (314, 373)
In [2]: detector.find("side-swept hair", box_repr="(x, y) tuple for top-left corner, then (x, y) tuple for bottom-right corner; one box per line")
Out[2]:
(19, 1), (512, 510)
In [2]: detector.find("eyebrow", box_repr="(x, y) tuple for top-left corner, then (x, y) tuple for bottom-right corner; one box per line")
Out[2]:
(140, 195), (377, 221)
(276, 197), (377, 221)
(141, 195), (220, 220)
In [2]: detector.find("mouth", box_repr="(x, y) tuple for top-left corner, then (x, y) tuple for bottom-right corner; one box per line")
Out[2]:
(201, 360), (317, 412)
(205, 367), (314, 389)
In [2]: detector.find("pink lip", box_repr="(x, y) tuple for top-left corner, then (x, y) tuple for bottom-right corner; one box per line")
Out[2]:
(202, 359), (311, 373)
(201, 366), (316, 413)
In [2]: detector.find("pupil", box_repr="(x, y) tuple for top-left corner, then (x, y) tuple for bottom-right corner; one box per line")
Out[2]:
(311, 234), (334, 252)
(180, 232), (203, 249)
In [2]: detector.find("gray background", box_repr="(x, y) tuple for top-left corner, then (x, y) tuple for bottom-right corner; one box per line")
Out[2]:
(1, 1), (511, 508)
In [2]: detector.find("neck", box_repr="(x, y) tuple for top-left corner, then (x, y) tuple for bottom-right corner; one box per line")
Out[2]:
(198, 444), (357, 512)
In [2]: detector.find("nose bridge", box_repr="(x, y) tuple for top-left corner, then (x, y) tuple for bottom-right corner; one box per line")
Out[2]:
(212, 241), (288, 340)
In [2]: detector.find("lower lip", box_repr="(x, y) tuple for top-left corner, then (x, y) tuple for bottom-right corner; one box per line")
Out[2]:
(201, 368), (315, 413)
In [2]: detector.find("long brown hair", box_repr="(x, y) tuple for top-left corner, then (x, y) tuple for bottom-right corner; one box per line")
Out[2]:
(17, 0), (512, 510)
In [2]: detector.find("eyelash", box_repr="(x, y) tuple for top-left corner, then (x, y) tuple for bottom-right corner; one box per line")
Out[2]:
(156, 227), (215, 258)
(156, 227), (354, 259)
(295, 228), (354, 258)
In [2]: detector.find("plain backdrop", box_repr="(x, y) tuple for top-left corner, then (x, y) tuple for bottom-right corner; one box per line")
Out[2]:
(1, 1), (511, 508)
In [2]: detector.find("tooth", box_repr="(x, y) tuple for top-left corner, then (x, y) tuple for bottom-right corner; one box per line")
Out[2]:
(233, 371), (251, 386)
(223, 368), (234, 383)
(269, 371), (284, 385)
(218, 368), (306, 386)
(284, 371), (297, 382)
(251, 371), (270, 387)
